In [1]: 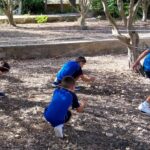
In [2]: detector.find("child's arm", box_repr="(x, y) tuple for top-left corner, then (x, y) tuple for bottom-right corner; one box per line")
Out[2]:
(132, 49), (150, 71)
(76, 99), (87, 113)
(80, 74), (95, 82)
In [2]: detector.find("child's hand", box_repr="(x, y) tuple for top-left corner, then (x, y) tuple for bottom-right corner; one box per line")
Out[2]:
(82, 99), (88, 107)
(132, 64), (139, 73)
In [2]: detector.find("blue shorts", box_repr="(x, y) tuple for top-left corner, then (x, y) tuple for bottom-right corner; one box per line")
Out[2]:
(44, 108), (72, 127)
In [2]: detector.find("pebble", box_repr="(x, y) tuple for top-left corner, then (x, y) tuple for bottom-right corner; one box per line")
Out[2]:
(106, 132), (113, 137)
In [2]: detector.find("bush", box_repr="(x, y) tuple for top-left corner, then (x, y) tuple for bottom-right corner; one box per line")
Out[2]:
(22, 0), (45, 14)
(91, 0), (142, 19)
(35, 15), (48, 23)
(108, 0), (119, 18)
(91, 0), (103, 16)
(91, 0), (119, 17)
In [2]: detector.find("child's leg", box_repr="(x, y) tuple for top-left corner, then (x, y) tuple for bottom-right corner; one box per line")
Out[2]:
(54, 111), (72, 138)
(54, 124), (64, 138)
(52, 78), (61, 88)
(64, 110), (72, 123)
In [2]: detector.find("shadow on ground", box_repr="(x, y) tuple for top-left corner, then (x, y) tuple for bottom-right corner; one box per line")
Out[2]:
(0, 55), (150, 149)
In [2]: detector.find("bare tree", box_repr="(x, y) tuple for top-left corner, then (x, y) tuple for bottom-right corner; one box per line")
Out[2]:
(101, 0), (142, 67)
(60, 0), (64, 13)
(141, 0), (150, 22)
(18, 0), (22, 14)
(0, 0), (16, 26)
(69, 0), (91, 30)
(69, 0), (76, 8)
(44, 0), (47, 13)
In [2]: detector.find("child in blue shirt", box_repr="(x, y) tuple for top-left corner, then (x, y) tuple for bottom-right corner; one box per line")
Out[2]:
(44, 76), (87, 138)
(132, 49), (150, 78)
(52, 56), (95, 87)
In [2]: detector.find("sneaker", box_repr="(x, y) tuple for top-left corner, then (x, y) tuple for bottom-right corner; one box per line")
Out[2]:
(51, 82), (59, 88)
(75, 86), (81, 91)
(138, 101), (150, 116)
(51, 78), (61, 88)
(54, 124), (64, 138)
(0, 92), (5, 98)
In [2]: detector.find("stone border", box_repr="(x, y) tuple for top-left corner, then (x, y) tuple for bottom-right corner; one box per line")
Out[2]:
(0, 37), (150, 59)
(0, 39), (125, 59)
(0, 14), (79, 24)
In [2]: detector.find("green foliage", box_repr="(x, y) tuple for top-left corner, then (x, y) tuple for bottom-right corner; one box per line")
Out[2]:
(91, 0), (119, 17)
(22, 0), (44, 14)
(91, 0), (103, 16)
(108, 0), (119, 18)
(0, 8), (4, 15)
(91, 0), (142, 19)
(35, 15), (48, 23)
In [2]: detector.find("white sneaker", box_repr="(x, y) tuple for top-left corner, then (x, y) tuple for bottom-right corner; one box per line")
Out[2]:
(138, 101), (150, 116)
(54, 124), (64, 138)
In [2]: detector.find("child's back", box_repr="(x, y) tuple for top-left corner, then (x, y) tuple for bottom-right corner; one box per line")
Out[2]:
(44, 88), (72, 127)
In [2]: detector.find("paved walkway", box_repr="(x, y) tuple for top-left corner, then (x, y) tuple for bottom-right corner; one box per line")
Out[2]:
(0, 18), (150, 47)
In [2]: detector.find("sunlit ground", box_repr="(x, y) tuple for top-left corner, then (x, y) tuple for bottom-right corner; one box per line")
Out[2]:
(0, 54), (150, 149)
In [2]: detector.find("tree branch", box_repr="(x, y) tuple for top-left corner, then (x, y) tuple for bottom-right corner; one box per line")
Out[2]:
(101, 0), (120, 34)
(127, 0), (135, 28)
(132, 0), (142, 19)
(117, 0), (127, 27)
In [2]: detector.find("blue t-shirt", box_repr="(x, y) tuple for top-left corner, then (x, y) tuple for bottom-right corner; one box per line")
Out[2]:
(56, 61), (83, 81)
(44, 88), (80, 127)
(143, 52), (150, 71)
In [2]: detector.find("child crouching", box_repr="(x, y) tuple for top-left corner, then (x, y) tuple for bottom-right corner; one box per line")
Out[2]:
(44, 76), (87, 138)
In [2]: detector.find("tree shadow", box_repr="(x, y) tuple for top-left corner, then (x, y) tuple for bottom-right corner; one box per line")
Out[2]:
(1, 74), (24, 83)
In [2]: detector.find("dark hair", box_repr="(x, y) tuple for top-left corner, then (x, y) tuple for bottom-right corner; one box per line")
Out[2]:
(76, 56), (86, 63)
(0, 61), (10, 73)
(61, 76), (75, 89)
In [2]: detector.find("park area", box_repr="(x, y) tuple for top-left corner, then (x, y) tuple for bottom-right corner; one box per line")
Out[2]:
(1, 0), (150, 150)
(0, 54), (150, 149)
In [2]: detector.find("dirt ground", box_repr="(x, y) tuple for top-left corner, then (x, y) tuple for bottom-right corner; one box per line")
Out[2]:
(0, 55), (150, 150)
(0, 19), (150, 46)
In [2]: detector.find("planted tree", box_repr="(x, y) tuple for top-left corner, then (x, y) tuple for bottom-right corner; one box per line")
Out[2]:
(101, 0), (142, 67)
(69, 0), (76, 8)
(18, 0), (22, 14)
(141, 0), (150, 22)
(69, 0), (92, 30)
(60, 0), (64, 13)
(0, 0), (16, 26)
(44, 0), (47, 13)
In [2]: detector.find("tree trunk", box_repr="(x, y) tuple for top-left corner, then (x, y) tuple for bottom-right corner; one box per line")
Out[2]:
(142, 3), (148, 21)
(69, 0), (76, 7)
(128, 31), (139, 68)
(44, 0), (48, 14)
(4, 8), (16, 26)
(18, 0), (22, 15)
(69, 0), (76, 12)
(60, 0), (64, 13)
(78, 13), (87, 30)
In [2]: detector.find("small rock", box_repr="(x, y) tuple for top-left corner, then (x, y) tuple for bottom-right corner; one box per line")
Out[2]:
(106, 132), (113, 137)
(126, 147), (130, 150)
(137, 127), (142, 131)
(15, 134), (20, 138)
